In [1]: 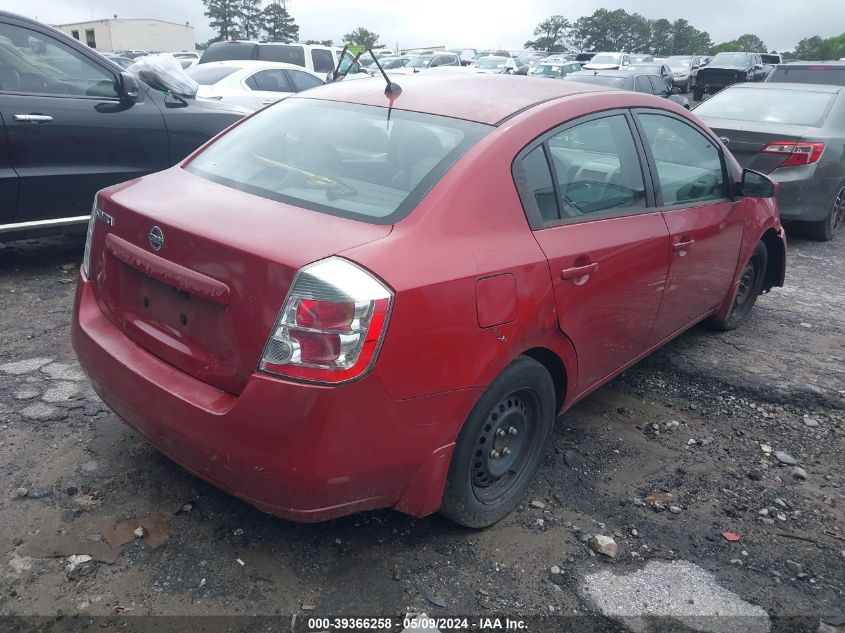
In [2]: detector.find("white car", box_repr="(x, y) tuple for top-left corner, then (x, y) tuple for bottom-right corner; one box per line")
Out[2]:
(187, 60), (325, 111)
(583, 52), (632, 70)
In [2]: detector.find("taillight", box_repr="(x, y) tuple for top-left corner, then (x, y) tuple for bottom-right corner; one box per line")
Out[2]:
(762, 141), (825, 168)
(81, 197), (97, 279)
(259, 257), (393, 384)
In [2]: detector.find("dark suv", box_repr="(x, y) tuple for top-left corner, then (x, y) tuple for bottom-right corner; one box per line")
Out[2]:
(693, 52), (767, 101)
(0, 11), (247, 241)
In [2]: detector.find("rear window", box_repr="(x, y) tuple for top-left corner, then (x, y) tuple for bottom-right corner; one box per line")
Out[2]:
(200, 42), (256, 63)
(186, 99), (491, 224)
(258, 45), (305, 67)
(186, 65), (239, 85)
(694, 87), (835, 127)
(768, 65), (845, 86)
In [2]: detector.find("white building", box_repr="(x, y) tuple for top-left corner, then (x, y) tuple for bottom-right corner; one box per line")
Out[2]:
(54, 18), (195, 53)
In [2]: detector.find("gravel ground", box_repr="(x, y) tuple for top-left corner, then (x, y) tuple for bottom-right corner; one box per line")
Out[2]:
(0, 227), (843, 632)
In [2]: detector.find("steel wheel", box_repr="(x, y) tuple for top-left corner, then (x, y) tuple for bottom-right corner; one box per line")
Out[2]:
(471, 390), (539, 503)
(709, 241), (768, 331)
(440, 356), (556, 528)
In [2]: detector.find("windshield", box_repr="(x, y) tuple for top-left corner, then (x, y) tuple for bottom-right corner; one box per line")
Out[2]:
(186, 99), (491, 224)
(589, 54), (622, 65)
(186, 65), (238, 85)
(694, 87), (834, 127)
(666, 57), (692, 69)
(407, 56), (433, 68)
(768, 65), (845, 86)
(477, 57), (508, 69)
(711, 53), (751, 67)
(565, 74), (627, 88)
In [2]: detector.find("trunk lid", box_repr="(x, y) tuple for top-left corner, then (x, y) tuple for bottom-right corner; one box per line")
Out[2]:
(700, 118), (812, 172)
(92, 168), (392, 395)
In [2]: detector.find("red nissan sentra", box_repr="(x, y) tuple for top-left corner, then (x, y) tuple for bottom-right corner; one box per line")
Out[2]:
(72, 73), (785, 527)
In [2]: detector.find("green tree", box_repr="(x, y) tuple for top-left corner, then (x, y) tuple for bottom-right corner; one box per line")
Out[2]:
(238, 0), (263, 40)
(734, 33), (768, 52)
(262, 3), (299, 42)
(203, 0), (241, 40)
(793, 35), (833, 60)
(648, 19), (673, 56)
(342, 27), (382, 49)
(524, 15), (570, 53)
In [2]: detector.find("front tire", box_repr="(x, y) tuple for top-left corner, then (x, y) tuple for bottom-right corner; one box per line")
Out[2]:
(803, 185), (845, 241)
(710, 241), (768, 331)
(693, 86), (705, 101)
(440, 356), (556, 528)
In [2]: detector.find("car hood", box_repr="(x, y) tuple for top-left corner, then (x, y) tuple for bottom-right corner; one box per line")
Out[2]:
(583, 63), (620, 70)
(184, 96), (252, 115)
(700, 64), (749, 72)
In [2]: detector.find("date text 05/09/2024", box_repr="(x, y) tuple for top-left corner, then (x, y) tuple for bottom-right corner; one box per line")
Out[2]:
(306, 617), (528, 631)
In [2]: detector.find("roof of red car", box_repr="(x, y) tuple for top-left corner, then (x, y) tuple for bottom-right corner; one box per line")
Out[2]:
(296, 71), (609, 125)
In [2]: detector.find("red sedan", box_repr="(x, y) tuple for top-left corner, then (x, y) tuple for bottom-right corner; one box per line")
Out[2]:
(72, 74), (785, 527)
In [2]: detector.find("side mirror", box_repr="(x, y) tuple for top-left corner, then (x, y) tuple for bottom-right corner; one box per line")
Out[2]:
(622, 60), (630, 66)
(692, 64), (700, 69)
(740, 169), (777, 198)
(118, 72), (140, 103)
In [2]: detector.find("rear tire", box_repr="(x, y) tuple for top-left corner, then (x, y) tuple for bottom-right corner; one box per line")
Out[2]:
(693, 86), (704, 101)
(440, 356), (556, 528)
(803, 185), (845, 241)
(710, 241), (768, 331)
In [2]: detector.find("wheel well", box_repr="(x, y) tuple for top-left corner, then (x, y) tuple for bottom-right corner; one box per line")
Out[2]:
(760, 228), (784, 293)
(523, 348), (567, 413)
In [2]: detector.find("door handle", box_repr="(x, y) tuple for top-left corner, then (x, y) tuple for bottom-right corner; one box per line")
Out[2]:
(561, 262), (598, 280)
(673, 238), (696, 253)
(13, 114), (53, 123)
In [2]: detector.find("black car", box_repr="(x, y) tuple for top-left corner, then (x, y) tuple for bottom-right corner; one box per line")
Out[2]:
(693, 52), (767, 101)
(0, 11), (248, 241)
(565, 69), (690, 108)
(575, 52), (597, 67)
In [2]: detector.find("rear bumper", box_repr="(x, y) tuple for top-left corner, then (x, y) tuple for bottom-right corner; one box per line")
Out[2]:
(72, 279), (480, 522)
(771, 170), (838, 222)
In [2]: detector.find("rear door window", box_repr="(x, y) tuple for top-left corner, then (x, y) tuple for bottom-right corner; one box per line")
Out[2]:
(635, 76), (652, 93)
(649, 76), (669, 96)
(258, 45), (306, 67)
(200, 42), (256, 62)
(246, 69), (292, 92)
(637, 113), (726, 207)
(285, 69), (323, 92)
(546, 115), (647, 219)
(310, 49), (334, 73)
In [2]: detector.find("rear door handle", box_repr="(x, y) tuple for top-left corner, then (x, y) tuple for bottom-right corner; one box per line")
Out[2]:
(13, 114), (53, 123)
(673, 239), (696, 253)
(561, 262), (598, 280)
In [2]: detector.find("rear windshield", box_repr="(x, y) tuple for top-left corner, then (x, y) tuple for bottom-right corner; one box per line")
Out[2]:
(186, 65), (239, 85)
(258, 45), (306, 67)
(186, 99), (491, 224)
(565, 74), (627, 88)
(200, 43), (256, 63)
(768, 65), (845, 86)
(694, 87), (835, 127)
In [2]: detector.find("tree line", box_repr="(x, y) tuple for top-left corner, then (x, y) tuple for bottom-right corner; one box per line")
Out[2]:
(526, 8), (845, 60)
(201, 0), (384, 50)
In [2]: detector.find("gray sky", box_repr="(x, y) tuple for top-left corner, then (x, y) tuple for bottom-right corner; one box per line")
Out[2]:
(7, 0), (845, 52)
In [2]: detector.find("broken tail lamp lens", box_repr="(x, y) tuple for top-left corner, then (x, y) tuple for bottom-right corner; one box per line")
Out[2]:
(260, 257), (393, 384)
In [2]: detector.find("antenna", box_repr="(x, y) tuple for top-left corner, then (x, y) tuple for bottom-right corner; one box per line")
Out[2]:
(368, 48), (401, 95)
